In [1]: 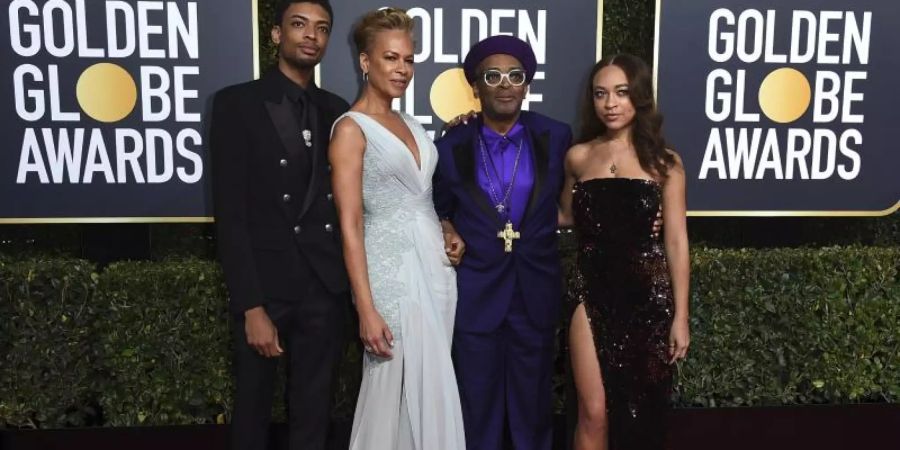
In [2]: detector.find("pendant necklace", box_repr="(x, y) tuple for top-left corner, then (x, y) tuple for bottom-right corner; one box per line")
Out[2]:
(479, 134), (523, 216)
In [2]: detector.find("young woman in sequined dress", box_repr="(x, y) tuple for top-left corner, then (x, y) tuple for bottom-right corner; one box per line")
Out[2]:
(558, 54), (691, 450)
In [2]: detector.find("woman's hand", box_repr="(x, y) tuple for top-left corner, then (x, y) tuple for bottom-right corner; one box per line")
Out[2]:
(442, 226), (466, 266)
(359, 306), (394, 358)
(668, 316), (690, 364)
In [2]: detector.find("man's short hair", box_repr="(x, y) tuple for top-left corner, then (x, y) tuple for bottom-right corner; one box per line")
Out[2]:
(273, 0), (334, 26)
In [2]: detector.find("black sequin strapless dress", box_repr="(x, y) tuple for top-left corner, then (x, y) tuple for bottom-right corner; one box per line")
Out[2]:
(569, 178), (674, 449)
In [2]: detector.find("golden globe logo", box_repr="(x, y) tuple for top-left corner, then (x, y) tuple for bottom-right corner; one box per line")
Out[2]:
(699, 8), (870, 181)
(8, 0), (202, 185)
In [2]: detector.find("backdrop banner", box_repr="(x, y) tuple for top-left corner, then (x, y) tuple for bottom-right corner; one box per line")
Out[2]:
(656, 0), (900, 215)
(9, 1), (891, 221)
(0, 0), (256, 222)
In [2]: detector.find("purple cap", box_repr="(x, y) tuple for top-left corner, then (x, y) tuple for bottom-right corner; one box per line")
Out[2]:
(463, 35), (537, 85)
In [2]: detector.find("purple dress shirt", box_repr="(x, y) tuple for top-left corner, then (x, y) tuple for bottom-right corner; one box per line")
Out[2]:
(475, 121), (534, 228)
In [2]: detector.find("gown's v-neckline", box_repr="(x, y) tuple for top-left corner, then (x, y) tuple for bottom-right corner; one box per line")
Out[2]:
(356, 111), (423, 171)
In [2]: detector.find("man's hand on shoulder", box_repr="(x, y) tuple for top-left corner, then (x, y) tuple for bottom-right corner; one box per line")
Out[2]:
(439, 110), (479, 136)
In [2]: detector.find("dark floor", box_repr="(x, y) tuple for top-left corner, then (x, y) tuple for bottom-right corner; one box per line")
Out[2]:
(2, 404), (898, 450)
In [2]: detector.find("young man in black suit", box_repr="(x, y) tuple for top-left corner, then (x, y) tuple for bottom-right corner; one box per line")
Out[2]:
(210, 2), (349, 449)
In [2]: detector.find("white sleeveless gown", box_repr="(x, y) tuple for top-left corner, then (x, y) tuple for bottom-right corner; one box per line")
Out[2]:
(333, 111), (466, 450)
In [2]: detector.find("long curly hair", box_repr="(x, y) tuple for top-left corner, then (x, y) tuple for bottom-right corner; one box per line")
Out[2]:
(577, 54), (675, 178)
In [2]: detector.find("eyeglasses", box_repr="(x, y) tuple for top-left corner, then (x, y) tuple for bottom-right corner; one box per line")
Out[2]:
(481, 69), (527, 87)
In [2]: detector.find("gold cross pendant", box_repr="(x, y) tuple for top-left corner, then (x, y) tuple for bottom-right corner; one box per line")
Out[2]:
(497, 221), (520, 253)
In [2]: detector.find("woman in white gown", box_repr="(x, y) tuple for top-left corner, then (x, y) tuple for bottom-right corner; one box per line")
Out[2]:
(329, 8), (466, 450)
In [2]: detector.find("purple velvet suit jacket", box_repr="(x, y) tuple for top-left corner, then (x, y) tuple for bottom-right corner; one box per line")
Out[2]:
(434, 111), (573, 332)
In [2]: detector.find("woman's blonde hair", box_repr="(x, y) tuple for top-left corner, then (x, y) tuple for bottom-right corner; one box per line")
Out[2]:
(352, 7), (414, 54)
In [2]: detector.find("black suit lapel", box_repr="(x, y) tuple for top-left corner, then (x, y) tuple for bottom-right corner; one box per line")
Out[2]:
(523, 126), (551, 221)
(265, 96), (303, 160)
(452, 139), (502, 227)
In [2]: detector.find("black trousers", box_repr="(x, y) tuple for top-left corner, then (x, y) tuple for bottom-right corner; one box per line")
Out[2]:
(230, 277), (347, 450)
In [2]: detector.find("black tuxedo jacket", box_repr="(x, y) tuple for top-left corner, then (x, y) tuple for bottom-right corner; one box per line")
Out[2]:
(211, 69), (350, 313)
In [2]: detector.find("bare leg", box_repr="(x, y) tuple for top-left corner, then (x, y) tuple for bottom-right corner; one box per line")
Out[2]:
(570, 303), (608, 450)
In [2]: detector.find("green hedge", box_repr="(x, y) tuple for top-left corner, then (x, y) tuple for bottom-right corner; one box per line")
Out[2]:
(96, 260), (231, 426)
(679, 247), (900, 407)
(0, 258), (99, 428)
(1, 247), (898, 428)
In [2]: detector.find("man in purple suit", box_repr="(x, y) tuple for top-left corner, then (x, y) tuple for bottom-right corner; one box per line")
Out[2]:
(434, 35), (572, 450)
